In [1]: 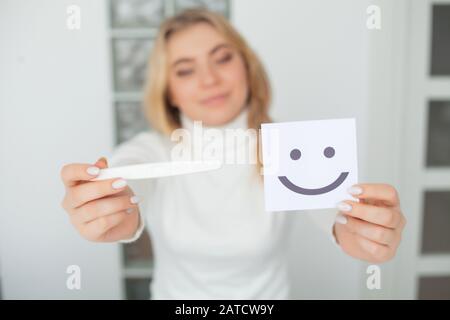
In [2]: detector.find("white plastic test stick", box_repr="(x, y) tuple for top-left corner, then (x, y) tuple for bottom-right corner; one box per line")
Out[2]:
(91, 161), (223, 181)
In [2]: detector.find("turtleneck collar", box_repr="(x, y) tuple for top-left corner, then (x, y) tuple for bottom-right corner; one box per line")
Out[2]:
(180, 106), (249, 132)
(176, 107), (256, 163)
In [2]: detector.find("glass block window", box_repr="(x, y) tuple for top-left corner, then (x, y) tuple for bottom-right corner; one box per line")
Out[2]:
(112, 38), (153, 92)
(175, 0), (229, 16)
(115, 101), (150, 144)
(426, 101), (450, 167)
(418, 276), (450, 299)
(421, 191), (450, 254)
(430, 5), (450, 76)
(122, 230), (153, 268)
(125, 278), (152, 300)
(110, 0), (165, 29)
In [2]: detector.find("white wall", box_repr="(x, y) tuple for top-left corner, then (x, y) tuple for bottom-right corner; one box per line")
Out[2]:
(0, 0), (122, 299)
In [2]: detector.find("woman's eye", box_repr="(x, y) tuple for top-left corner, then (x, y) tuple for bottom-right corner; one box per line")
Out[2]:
(216, 53), (233, 64)
(176, 69), (194, 77)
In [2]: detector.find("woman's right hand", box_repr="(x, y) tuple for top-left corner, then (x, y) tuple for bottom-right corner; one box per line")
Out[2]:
(60, 157), (141, 242)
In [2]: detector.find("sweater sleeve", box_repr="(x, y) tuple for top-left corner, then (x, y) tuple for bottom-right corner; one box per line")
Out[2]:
(105, 131), (166, 244)
(306, 209), (341, 249)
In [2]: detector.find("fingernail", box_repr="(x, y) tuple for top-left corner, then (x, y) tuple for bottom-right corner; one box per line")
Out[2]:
(99, 157), (108, 166)
(337, 201), (352, 212)
(87, 166), (100, 176)
(348, 185), (363, 196)
(335, 214), (348, 225)
(126, 208), (134, 214)
(130, 196), (140, 204)
(112, 179), (127, 189)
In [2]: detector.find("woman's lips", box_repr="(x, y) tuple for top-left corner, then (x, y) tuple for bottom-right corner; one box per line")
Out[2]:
(200, 93), (229, 107)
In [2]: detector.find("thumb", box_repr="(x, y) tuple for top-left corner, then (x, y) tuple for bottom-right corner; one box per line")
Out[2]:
(94, 157), (108, 169)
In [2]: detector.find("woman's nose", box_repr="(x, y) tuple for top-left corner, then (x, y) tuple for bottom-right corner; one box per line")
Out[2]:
(199, 64), (220, 87)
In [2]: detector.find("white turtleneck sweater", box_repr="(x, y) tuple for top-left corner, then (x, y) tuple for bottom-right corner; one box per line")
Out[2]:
(107, 108), (339, 300)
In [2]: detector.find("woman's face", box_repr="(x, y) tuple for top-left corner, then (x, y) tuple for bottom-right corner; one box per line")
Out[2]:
(167, 23), (249, 126)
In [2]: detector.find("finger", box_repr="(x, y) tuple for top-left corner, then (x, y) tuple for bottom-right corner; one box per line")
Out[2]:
(84, 211), (128, 239)
(95, 157), (108, 169)
(337, 200), (402, 228)
(347, 183), (399, 207)
(398, 213), (407, 230)
(72, 157), (110, 187)
(74, 194), (140, 224)
(355, 234), (393, 263)
(338, 214), (397, 246)
(61, 159), (106, 188)
(68, 178), (128, 208)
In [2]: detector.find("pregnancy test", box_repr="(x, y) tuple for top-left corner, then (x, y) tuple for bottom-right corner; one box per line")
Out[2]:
(91, 161), (223, 181)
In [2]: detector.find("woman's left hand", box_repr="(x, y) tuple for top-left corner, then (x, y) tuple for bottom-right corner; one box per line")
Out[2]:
(333, 183), (406, 263)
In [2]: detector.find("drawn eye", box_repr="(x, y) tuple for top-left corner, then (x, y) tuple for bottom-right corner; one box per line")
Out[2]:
(324, 147), (335, 158)
(290, 148), (301, 160)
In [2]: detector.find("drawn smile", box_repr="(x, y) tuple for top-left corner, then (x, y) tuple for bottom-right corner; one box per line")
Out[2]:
(278, 172), (349, 195)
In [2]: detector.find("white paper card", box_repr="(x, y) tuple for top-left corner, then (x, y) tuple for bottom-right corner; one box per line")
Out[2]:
(261, 118), (358, 212)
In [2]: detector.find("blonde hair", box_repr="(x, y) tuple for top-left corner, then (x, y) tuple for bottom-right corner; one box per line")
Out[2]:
(143, 8), (272, 174)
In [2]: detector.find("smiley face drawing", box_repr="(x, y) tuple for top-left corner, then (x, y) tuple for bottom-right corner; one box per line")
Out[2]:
(261, 118), (358, 212)
(278, 146), (349, 195)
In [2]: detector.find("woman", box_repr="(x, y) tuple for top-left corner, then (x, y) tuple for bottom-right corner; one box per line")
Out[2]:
(60, 9), (406, 299)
